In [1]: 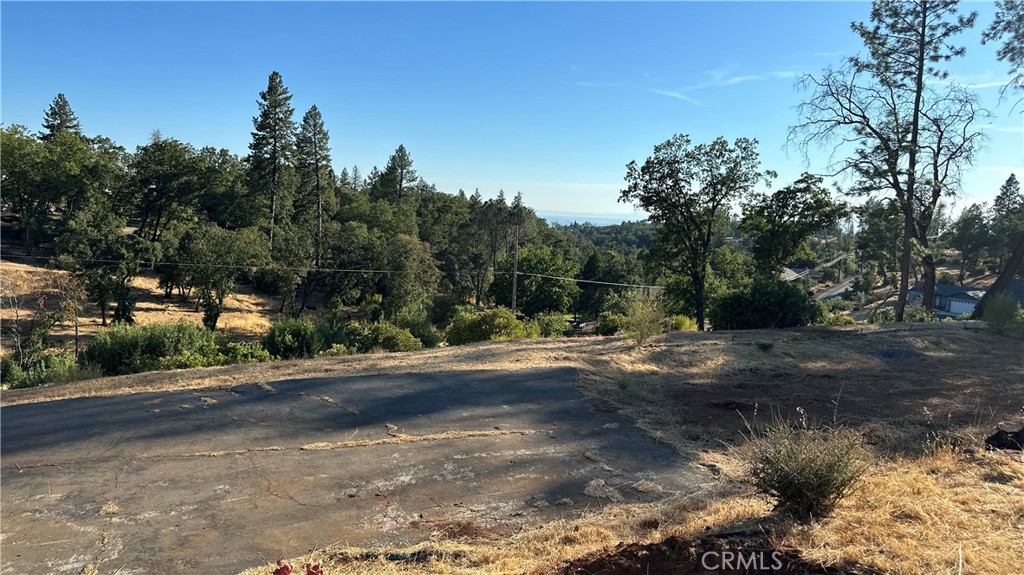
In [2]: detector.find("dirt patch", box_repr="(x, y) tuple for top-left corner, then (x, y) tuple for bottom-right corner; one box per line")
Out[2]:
(561, 535), (874, 575)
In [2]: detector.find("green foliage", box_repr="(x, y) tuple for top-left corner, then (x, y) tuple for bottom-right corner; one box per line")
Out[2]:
(903, 303), (934, 323)
(82, 321), (225, 376)
(621, 134), (774, 330)
(623, 293), (665, 346)
(56, 206), (154, 326)
(221, 341), (273, 364)
(445, 307), (530, 346)
(869, 306), (897, 324)
(532, 311), (572, 338)
(263, 317), (323, 359)
(741, 173), (847, 278)
(2, 350), (95, 389)
(322, 343), (353, 357)
(746, 421), (870, 522)
(489, 245), (581, 317)
(708, 280), (822, 330)
(816, 300), (857, 326)
(40, 93), (82, 141)
(248, 70), (298, 257)
(363, 322), (423, 353)
(596, 312), (626, 336)
(666, 315), (698, 331)
(983, 294), (1022, 335)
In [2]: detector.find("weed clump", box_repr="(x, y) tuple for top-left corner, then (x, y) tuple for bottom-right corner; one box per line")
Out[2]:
(745, 418), (870, 522)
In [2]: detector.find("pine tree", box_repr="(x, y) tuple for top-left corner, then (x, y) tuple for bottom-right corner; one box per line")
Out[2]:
(792, 0), (983, 320)
(248, 71), (298, 255)
(295, 105), (333, 266)
(40, 93), (82, 141)
(371, 145), (418, 203)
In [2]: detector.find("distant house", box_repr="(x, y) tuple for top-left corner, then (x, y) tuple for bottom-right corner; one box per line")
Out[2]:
(907, 283), (985, 317)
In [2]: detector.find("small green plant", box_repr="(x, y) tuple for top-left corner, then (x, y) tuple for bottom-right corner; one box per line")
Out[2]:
(623, 293), (664, 346)
(614, 374), (632, 390)
(982, 294), (1021, 335)
(666, 315), (698, 331)
(745, 418), (870, 522)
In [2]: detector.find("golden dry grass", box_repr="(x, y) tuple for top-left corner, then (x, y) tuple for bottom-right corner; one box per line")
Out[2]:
(0, 260), (279, 352)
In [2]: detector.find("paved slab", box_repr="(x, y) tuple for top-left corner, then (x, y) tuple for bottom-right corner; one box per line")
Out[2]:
(1, 368), (706, 574)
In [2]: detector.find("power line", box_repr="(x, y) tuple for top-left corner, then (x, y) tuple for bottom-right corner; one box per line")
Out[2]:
(1, 254), (664, 290)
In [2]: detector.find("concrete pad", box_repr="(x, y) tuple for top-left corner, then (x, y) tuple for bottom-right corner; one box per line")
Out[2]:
(1, 368), (706, 574)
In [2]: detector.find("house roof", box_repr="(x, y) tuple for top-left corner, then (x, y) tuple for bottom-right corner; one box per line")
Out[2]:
(908, 283), (984, 301)
(780, 267), (801, 281)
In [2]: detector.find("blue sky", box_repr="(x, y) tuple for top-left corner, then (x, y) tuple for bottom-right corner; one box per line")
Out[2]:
(2, 2), (1021, 220)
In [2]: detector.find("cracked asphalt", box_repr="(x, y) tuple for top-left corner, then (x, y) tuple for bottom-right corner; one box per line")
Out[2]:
(1, 367), (707, 574)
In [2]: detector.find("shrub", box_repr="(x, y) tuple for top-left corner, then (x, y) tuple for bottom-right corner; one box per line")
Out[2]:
(746, 420), (870, 522)
(363, 322), (423, 353)
(666, 315), (698, 332)
(709, 280), (821, 330)
(869, 306), (896, 324)
(623, 293), (664, 346)
(983, 294), (1022, 335)
(221, 341), (272, 364)
(263, 317), (323, 359)
(445, 307), (530, 346)
(2, 350), (99, 389)
(595, 312), (625, 336)
(903, 303), (933, 323)
(321, 343), (353, 357)
(532, 311), (572, 338)
(82, 321), (222, 376)
(1, 355), (25, 388)
(394, 308), (442, 348)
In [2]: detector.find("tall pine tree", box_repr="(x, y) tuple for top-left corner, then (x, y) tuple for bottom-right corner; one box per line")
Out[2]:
(295, 105), (334, 267)
(40, 93), (82, 142)
(248, 71), (298, 255)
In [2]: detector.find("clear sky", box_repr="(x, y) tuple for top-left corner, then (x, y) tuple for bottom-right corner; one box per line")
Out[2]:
(2, 1), (1021, 220)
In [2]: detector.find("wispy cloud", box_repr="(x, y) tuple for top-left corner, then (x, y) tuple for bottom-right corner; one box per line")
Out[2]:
(651, 68), (805, 105)
(982, 124), (1024, 134)
(651, 89), (705, 106)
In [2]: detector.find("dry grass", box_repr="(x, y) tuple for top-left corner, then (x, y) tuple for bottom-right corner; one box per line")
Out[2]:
(0, 260), (279, 352)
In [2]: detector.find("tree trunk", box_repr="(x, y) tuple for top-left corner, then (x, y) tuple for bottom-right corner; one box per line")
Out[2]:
(921, 252), (936, 313)
(693, 272), (706, 331)
(971, 232), (1024, 319)
(894, 211), (914, 321)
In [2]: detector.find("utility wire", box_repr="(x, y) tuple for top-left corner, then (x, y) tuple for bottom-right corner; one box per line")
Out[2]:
(1, 254), (663, 290)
